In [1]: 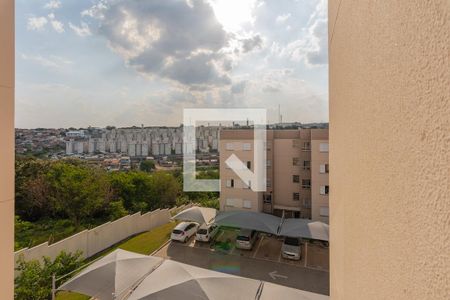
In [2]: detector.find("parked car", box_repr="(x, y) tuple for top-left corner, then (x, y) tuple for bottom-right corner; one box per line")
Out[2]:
(235, 229), (258, 250)
(195, 224), (219, 242)
(171, 222), (199, 243)
(281, 237), (302, 260)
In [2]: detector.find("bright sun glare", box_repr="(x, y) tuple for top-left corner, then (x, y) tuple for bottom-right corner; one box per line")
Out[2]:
(208, 0), (257, 32)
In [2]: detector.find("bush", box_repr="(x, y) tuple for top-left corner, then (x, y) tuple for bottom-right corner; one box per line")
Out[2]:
(15, 251), (83, 300)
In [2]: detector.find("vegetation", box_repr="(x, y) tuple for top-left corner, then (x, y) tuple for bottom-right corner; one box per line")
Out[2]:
(139, 160), (155, 172)
(15, 251), (83, 300)
(15, 157), (219, 250)
(116, 221), (176, 255)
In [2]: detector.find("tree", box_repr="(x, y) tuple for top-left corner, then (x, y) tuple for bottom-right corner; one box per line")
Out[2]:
(15, 251), (83, 300)
(147, 171), (180, 209)
(140, 160), (155, 173)
(15, 157), (52, 220)
(108, 171), (181, 212)
(108, 200), (128, 220)
(45, 162), (112, 227)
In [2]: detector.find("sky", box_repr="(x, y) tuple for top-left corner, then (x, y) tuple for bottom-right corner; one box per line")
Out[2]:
(16, 0), (328, 128)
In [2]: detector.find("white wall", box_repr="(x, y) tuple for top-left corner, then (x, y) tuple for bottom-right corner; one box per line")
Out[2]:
(14, 204), (193, 274)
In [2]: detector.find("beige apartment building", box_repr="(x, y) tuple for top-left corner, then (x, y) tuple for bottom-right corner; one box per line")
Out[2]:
(219, 129), (329, 223)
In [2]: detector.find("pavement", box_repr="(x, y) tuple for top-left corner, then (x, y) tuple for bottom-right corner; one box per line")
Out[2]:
(153, 231), (329, 295)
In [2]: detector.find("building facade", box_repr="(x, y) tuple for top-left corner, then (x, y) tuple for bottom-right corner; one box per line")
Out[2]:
(329, 0), (449, 299)
(219, 129), (329, 223)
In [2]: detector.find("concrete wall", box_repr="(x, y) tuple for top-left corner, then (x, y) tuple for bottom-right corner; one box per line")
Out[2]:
(14, 204), (192, 273)
(0, 0), (14, 298)
(329, 1), (449, 299)
(311, 140), (329, 223)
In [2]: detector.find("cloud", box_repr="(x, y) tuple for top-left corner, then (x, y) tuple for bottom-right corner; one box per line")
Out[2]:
(276, 13), (291, 24)
(305, 18), (327, 65)
(69, 22), (92, 37)
(27, 17), (48, 31)
(97, 0), (232, 89)
(241, 34), (263, 53)
(44, 0), (61, 10)
(48, 13), (64, 33)
(81, 0), (108, 19)
(277, 0), (328, 67)
(20, 53), (73, 69)
(231, 81), (247, 94)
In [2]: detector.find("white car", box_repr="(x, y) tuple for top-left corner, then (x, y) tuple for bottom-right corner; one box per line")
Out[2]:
(281, 237), (302, 260)
(235, 229), (258, 250)
(170, 222), (199, 243)
(195, 224), (219, 242)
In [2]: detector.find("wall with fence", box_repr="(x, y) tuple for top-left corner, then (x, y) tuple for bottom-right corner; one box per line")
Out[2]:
(14, 204), (193, 273)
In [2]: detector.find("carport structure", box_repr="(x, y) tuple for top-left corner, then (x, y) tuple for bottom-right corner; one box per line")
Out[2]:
(214, 211), (282, 235)
(279, 220), (329, 241)
(213, 210), (329, 242)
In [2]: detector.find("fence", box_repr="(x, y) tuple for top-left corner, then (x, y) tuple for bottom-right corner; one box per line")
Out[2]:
(14, 204), (194, 274)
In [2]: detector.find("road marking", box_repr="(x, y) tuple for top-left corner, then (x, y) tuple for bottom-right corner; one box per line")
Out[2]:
(269, 270), (288, 280)
(304, 242), (308, 268)
(253, 236), (264, 258)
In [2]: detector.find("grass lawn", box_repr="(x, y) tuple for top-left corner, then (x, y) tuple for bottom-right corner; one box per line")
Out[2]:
(56, 221), (176, 300)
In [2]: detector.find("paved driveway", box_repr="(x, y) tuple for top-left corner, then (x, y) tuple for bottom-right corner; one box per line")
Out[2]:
(154, 236), (329, 295)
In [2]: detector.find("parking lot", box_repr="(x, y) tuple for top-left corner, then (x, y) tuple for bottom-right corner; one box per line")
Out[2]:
(154, 227), (329, 295)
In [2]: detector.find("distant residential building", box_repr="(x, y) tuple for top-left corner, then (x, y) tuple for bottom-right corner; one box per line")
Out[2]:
(66, 130), (85, 138)
(219, 128), (329, 223)
(64, 126), (221, 157)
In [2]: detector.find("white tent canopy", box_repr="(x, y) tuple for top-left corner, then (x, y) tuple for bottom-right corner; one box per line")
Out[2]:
(127, 260), (262, 300)
(58, 249), (163, 300)
(259, 282), (329, 300)
(214, 211), (281, 235)
(172, 206), (217, 225)
(279, 220), (329, 241)
(59, 250), (328, 300)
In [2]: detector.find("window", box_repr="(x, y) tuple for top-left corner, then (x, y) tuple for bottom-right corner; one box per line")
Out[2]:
(265, 141), (272, 151)
(320, 185), (329, 195)
(225, 199), (233, 207)
(319, 143), (329, 152)
(292, 175), (300, 183)
(320, 206), (329, 217)
(320, 164), (329, 173)
(302, 179), (311, 189)
(303, 198), (311, 208)
(293, 157), (300, 166)
(293, 193), (300, 201)
(226, 179), (234, 188)
(266, 179), (271, 188)
(303, 141), (311, 151)
(303, 160), (310, 170)
(243, 200), (252, 209)
(263, 193), (272, 203)
(243, 143), (251, 151)
(226, 198), (242, 207)
(266, 159), (271, 167)
(225, 143), (233, 150)
(247, 161), (251, 170)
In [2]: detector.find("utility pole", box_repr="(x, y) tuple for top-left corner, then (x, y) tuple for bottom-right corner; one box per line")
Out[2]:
(52, 274), (56, 300)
